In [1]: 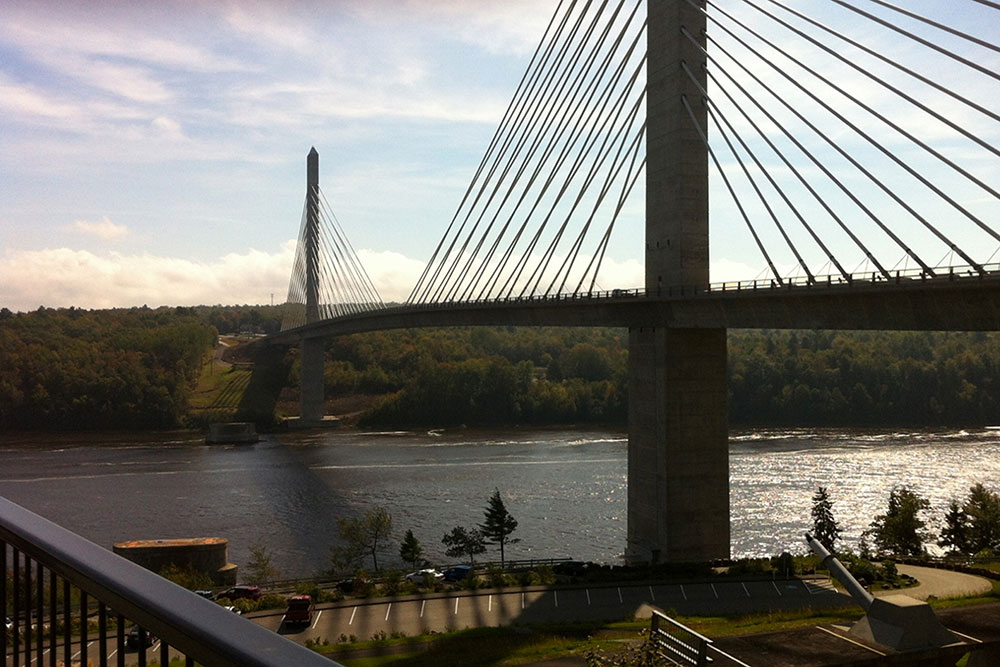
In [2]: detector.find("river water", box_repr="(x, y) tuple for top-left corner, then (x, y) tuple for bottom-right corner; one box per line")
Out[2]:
(0, 428), (998, 578)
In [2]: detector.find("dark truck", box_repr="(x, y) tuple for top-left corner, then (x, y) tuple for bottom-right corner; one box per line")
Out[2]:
(282, 595), (315, 628)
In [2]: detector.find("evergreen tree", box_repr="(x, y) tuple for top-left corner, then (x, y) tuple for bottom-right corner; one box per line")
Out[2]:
(441, 526), (487, 565)
(479, 489), (519, 567)
(399, 529), (423, 569)
(938, 499), (972, 555)
(865, 486), (933, 556)
(965, 483), (1000, 554)
(810, 486), (840, 553)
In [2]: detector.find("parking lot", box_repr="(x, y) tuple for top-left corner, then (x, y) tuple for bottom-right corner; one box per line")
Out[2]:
(251, 576), (847, 643)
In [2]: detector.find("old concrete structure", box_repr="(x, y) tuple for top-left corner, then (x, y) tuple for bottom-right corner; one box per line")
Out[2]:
(113, 537), (237, 585)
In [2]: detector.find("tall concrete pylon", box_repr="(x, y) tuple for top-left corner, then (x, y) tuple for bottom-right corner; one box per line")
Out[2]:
(300, 147), (326, 423)
(626, 0), (730, 563)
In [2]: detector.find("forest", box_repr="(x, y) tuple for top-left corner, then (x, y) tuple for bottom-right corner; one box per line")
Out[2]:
(1, 304), (998, 430)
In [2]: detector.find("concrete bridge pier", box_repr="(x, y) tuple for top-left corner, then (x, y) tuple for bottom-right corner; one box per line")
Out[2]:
(627, 0), (730, 563)
(626, 327), (729, 563)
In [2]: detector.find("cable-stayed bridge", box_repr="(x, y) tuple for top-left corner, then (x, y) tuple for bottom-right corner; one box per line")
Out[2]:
(266, 0), (1000, 564)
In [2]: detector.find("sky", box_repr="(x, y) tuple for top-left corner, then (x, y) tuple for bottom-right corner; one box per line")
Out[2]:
(1, 0), (998, 311)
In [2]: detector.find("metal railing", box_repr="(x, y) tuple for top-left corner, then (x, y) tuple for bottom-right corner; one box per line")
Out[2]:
(649, 610), (752, 667)
(1, 496), (339, 667)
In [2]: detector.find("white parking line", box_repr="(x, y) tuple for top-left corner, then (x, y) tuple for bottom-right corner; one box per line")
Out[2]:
(586, 589), (591, 605)
(617, 587), (623, 604)
(420, 600), (426, 618)
(554, 591), (559, 608)
(772, 582), (782, 596)
(680, 584), (687, 601)
(488, 595), (492, 612)
(521, 592), (525, 609)
(649, 585), (655, 601)
(711, 583), (719, 599)
(311, 610), (323, 629)
(454, 598), (459, 615)
(385, 603), (392, 621)
(742, 582), (750, 597)
(349, 606), (357, 625)
(816, 626), (885, 655)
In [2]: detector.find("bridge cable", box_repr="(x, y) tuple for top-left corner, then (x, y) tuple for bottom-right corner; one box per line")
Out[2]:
(489, 11), (646, 298)
(758, 0), (1000, 126)
(555, 118), (647, 294)
(535, 91), (647, 296)
(682, 94), (785, 286)
(471, 5), (645, 301)
(694, 26), (891, 280)
(408, 0), (572, 303)
(700, 2), (944, 278)
(743, 0), (1000, 159)
(421, 0), (594, 303)
(683, 61), (815, 285)
(850, 0), (1000, 58)
(694, 53), (852, 283)
(830, 0), (1000, 83)
(683, 24), (849, 282)
(502, 50), (646, 299)
(319, 189), (384, 307)
(443, 0), (631, 302)
(706, 0), (993, 271)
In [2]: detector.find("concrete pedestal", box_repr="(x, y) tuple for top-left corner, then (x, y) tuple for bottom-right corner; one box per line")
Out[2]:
(626, 327), (730, 563)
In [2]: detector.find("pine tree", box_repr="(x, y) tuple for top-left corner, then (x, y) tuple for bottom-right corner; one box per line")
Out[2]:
(399, 529), (423, 569)
(965, 483), (1000, 555)
(938, 499), (972, 555)
(479, 488), (519, 567)
(810, 486), (840, 553)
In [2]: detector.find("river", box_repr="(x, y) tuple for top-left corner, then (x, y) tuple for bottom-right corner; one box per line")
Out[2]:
(0, 428), (998, 578)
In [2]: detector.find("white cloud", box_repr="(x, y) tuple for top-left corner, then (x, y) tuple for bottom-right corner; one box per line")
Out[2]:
(0, 243), (433, 312)
(72, 217), (129, 240)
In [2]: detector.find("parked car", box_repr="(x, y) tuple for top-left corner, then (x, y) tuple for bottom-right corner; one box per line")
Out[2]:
(126, 625), (156, 649)
(443, 565), (474, 582)
(193, 589), (214, 599)
(282, 595), (315, 627)
(215, 585), (262, 601)
(405, 568), (444, 584)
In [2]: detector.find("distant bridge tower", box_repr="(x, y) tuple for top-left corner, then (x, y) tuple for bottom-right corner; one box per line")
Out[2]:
(627, 0), (729, 563)
(300, 147), (326, 423)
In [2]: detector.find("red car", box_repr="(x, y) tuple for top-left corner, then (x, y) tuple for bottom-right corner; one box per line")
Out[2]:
(282, 595), (314, 627)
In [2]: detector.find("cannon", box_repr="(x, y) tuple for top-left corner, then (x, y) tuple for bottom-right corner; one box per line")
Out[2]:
(804, 533), (957, 652)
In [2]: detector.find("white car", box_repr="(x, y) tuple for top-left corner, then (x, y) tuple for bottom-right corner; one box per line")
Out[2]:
(405, 568), (444, 583)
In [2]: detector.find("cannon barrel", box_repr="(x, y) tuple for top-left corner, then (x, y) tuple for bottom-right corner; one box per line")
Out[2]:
(805, 533), (874, 611)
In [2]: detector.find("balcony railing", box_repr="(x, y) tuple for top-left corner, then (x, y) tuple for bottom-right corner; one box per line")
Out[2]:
(1, 495), (339, 667)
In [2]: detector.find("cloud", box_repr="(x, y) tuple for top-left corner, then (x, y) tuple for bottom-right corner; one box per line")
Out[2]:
(72, 217), (129, 240)
(0, 243), (431, 312)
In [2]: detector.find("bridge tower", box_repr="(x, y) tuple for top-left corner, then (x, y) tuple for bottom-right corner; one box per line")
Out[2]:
(300, 147), (326, 423)
(627, 0), (729, 563)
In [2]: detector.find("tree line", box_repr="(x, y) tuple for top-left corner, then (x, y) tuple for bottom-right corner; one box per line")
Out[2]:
(811, 482), (1000, 559)
(329, 488), (520, 575)
(2, 303), (998, 430)
(0, 306), (216, 430)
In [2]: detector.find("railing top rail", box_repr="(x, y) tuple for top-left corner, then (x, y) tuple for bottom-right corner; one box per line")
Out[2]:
(0, 495), (338, 667)
(651, 608), (714, 645)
